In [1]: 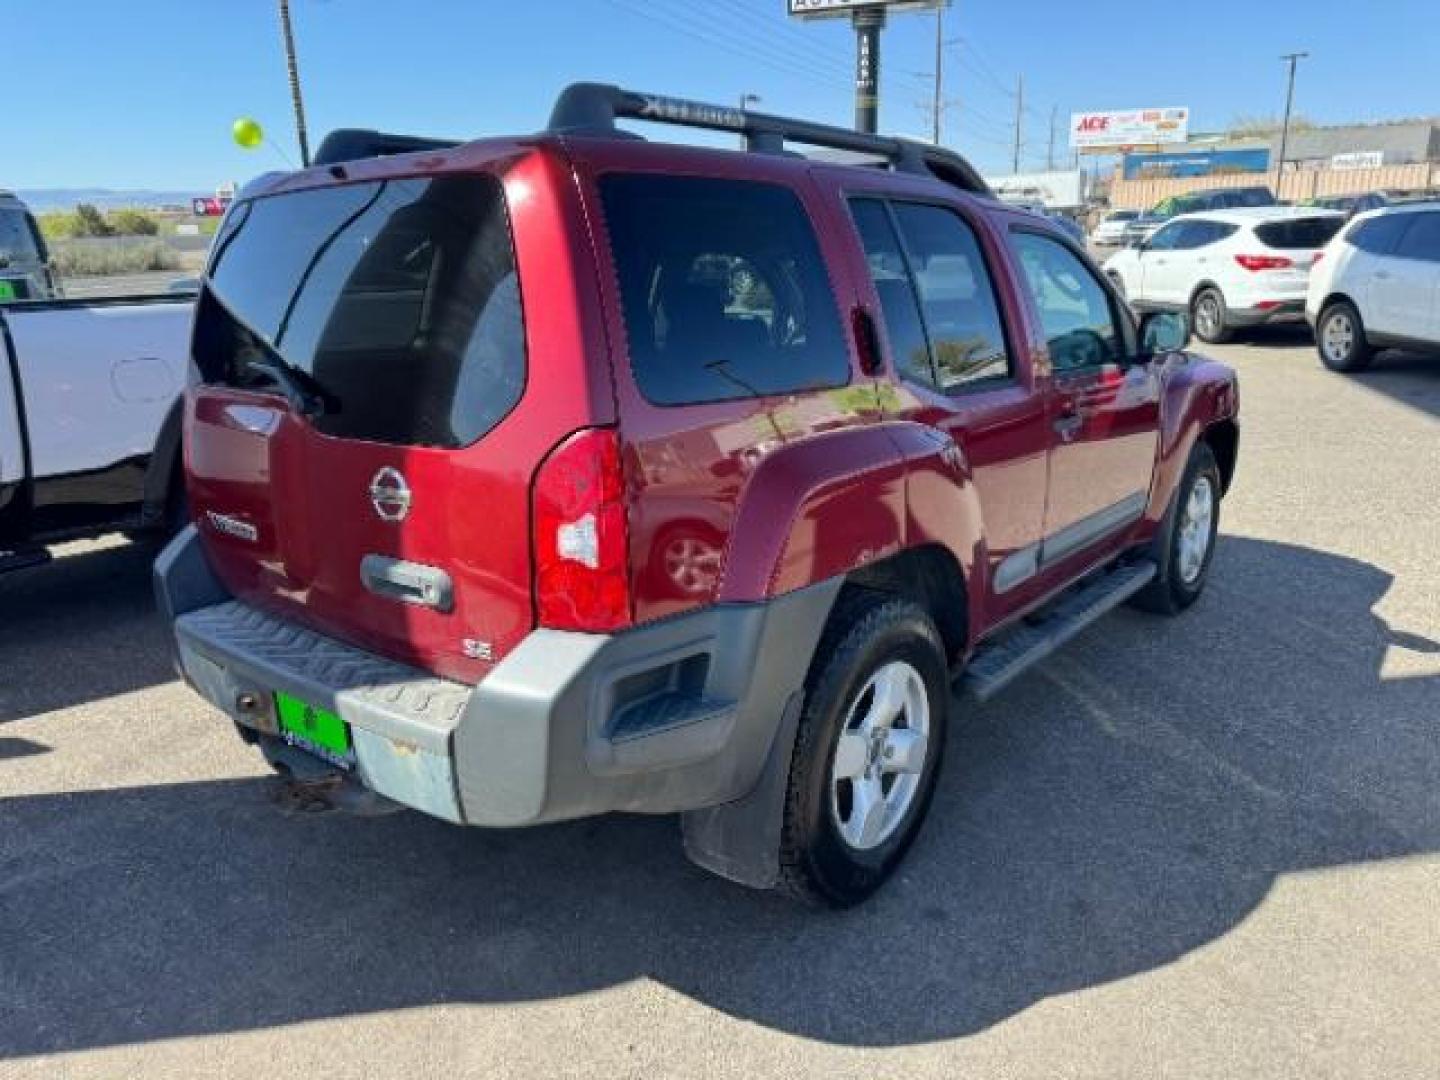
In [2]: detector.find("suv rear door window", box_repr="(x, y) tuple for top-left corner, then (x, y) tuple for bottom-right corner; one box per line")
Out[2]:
(849, 199), (935, 387)
(197, 174), (525, 449)
(890, 203), (1011, 389)
(1255, 216), (1346, 249)
(598, 175), (849, 406)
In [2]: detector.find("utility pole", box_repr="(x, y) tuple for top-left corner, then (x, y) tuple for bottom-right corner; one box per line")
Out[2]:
(931, 4), (944, 144)
(1277, 51), (1309, 183)
(278, 0), (311, 167)
(1011, 74), (1024, 173)
(1047, 105), (1057, 171)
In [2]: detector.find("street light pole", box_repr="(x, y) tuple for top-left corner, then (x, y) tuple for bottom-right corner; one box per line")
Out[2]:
(278, 0), (311, 167)
(1276, 51), (1308, 186)
(931, 4), (944, 144)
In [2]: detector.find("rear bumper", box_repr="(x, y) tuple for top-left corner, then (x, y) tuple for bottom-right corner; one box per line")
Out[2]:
(1227, 300), (1307, 327)
(156, 526), (838, 827)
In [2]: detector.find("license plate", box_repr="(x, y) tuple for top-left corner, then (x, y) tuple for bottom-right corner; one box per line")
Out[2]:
(275, 691), (354, 769)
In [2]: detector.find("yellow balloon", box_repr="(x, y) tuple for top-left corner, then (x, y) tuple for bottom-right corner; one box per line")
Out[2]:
(232, 117), (264, 150)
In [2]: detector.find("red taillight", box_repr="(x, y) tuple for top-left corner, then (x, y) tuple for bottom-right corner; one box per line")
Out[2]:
(532, 428), (631, 633)
(1234, 254), (1294, 271)
(1312, 252), (1325, 264)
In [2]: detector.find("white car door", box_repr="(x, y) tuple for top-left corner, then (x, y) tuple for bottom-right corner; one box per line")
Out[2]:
(3, 300), (190, 486)
(1137, 220), (1199, 306)
(1377, 211), (1440, 341)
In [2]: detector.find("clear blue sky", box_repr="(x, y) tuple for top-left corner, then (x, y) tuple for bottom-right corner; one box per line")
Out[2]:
(8, 0), (1439, 190)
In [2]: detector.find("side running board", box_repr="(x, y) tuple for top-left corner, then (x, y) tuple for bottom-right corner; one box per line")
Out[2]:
(964, 560), (1157, 701)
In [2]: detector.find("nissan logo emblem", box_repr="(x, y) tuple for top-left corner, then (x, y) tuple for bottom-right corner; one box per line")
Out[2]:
(369, 467), (412, 523)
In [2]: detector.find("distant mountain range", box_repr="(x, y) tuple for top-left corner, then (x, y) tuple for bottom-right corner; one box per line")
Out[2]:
(12, 189), (209, 213)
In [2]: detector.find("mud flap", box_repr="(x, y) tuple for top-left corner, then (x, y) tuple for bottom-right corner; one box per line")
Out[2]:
(679, 688), (804, 890)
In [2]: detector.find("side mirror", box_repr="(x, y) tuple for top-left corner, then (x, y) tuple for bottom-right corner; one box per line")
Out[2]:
(1138, 310), (1191, 357)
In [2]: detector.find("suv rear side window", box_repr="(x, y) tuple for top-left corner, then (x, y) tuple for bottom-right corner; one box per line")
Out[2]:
(1255, 216), (1346, 249)
(1009, 231), (1128, 372)
(599, 175), (849, 406)
(197, 174), (525, 449)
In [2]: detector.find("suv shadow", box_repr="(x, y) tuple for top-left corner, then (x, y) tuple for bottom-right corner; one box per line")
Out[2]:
(0, 539), (174, 721)
(2, 535), (1436, 1055)
(1351, 350), (1440, 421)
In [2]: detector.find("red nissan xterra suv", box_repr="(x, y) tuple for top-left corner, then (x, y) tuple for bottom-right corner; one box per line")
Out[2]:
(157, 84), (1239, 907)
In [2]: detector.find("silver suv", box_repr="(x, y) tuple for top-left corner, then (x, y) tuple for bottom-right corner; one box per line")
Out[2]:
(0, 191), (60, 302)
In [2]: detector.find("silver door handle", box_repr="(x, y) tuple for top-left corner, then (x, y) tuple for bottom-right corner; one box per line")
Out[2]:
(1375, 271), (1392, 280)
(1053, 414), (1083, 442)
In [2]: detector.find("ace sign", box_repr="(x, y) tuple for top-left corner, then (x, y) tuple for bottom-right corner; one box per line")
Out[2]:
(1070, 107), (1189, 151)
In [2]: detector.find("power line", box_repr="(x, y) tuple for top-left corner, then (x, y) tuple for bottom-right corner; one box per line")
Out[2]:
(718, 0), (856, 76)
(602, 0), (851, 87)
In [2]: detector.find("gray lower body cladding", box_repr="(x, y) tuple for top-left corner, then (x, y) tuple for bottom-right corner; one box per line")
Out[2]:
(156, 527), (839, 828)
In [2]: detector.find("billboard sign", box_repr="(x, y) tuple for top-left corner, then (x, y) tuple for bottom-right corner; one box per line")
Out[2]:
(1331, 151), (1385, 170)
(788, 0), (942, 18)
(1070, 107), (1189, 151)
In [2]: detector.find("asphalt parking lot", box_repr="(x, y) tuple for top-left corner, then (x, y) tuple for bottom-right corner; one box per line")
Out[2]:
(2, 332), (1437, 1079)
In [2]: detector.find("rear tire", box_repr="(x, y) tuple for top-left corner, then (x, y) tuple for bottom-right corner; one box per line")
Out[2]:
(1131, 442), (1222, 615)
(1316, 299), (1374, 373)
(1191, 288), (1232, 344)
(778, 594), (949, 908)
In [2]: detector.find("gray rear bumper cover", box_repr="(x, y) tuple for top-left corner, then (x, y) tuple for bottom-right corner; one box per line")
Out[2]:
(156, 527), (839, 857)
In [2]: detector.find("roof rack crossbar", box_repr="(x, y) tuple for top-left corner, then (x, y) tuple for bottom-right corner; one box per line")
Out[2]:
(547, 82), (991, 196)
(313, 129), (462, 166)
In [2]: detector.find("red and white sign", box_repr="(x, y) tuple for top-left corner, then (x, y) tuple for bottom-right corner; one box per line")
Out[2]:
(1070, 107), (1189, 151)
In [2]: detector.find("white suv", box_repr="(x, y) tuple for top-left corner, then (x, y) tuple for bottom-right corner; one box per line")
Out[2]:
(1104, 207), (1346, 343)
(1306, 202), (1440, 372)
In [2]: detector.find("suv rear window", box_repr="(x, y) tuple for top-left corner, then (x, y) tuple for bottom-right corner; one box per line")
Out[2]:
(196, 174), (525, 449)
(598, 174), (849, 406)
(1255, 216), (1346, 249)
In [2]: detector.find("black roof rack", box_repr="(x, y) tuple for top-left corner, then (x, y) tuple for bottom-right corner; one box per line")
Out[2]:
(308, 82), (991, 197)
(547, 82), (991, 196)
(314, 129), (461, 166)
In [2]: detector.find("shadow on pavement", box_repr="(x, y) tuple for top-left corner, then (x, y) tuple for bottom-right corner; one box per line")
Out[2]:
(0, 539), (173, 722)
(1, 536), (1437, 1055)
(1351, 350), (1440, 421)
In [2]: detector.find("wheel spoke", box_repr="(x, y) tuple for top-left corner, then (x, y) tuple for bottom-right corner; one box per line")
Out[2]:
(865, 664), (908, 731)
(880, 728), (928, 775)
(833, 732), (869, 780)
(850, 776), (888, 849)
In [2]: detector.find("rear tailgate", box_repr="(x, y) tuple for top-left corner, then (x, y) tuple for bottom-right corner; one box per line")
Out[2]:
(186, 144), (613, 683)
(1253, 214), (1347, 294)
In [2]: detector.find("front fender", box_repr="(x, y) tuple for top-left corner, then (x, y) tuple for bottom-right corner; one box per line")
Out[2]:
(1147, 352), (1239, 522)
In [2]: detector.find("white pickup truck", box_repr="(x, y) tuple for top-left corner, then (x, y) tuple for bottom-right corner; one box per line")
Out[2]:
(1, 298), (193, 572)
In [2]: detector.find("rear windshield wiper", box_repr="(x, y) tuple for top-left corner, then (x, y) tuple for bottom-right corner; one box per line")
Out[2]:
(242, 353), (332, 418)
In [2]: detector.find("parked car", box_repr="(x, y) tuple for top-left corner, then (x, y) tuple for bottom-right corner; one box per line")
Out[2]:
(1307, 191), (1393, 219)
(157, 83), (1240, 907)
(1, 298), (191, 572)
(1122, 186), (1278, 246)
(1091, 209), (1140, 246)
(1307, 201), (1440, 372)
(1105, 207), (1346, 343)
(0, 192), (61, 303)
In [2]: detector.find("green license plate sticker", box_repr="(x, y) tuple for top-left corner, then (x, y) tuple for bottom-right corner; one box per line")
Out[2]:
(275, 692), (352, 762)
(0, 281), (16, 301)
